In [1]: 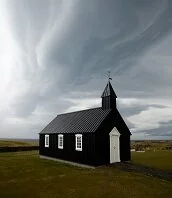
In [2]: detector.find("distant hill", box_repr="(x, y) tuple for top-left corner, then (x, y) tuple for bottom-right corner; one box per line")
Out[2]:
(0, 138), (38, 147)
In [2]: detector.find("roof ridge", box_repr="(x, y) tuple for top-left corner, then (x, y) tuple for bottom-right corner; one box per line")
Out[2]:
(56, 106), (104, 117)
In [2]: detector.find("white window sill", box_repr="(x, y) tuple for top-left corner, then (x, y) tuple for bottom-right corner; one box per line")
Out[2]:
(76, 148), (82, 151)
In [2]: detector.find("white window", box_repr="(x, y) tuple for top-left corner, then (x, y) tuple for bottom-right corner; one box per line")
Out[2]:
(45, 135), (49, 147)
(58, 134), (63, 149)
(75, 134), (82, 151)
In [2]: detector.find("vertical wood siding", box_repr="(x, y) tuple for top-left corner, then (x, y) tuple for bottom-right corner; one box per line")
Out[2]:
(120, 135), (131, 161)
(39, 133), (96, 166)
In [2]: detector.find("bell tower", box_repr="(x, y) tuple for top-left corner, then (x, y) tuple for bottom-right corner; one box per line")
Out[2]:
(101, 73), (117, 110)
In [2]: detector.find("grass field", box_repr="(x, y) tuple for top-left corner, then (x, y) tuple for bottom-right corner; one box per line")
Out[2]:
(0, 140), (38, 147)
(131, 140), (172, 151)
(0, 151), (171, 198)
(131, 151), (172, 171)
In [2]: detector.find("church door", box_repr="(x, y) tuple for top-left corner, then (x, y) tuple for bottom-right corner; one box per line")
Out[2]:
(109, 127), (120, 163)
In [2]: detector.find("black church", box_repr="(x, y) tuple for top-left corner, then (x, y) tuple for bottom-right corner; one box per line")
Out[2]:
(39, 81), (131, 167)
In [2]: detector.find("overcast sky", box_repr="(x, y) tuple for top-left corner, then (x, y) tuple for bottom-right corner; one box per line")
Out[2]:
(0, 0), (172, 140)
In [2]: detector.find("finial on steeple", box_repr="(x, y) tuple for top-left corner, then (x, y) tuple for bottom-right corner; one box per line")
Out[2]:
(107, 71), (112, 82)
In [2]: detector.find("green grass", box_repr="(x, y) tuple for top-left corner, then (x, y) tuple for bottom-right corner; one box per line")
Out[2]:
(0, 140), (38, 147)
(0, 151), (171, 198)
(131, 151), (172, 171)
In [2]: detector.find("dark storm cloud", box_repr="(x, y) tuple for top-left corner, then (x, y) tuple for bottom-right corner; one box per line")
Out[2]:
(44, 0), (172, 89)
(118, 103), (169, 117)
(0, 0), (172, 138)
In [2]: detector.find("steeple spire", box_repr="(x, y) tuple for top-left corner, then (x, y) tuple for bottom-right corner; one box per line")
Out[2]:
(101, 81), (117, 98)
(101, 77), (117, 110)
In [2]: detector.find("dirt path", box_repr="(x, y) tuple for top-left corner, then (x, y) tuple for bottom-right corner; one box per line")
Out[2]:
(111, 162), (172, 182)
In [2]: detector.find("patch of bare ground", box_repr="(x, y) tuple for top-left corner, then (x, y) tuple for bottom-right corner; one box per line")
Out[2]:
(110, 162), (172, 182)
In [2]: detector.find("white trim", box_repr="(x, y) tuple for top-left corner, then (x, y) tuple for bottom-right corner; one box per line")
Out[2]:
(58, 134), (63, 149)
(109, 127), (120, 163)
(75, 134), (82, 151)
(45, 135), (49, 147)
(109, 127), (120, 136)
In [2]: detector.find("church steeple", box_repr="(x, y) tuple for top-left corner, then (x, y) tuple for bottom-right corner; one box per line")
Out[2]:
(101, 81), (117, 110)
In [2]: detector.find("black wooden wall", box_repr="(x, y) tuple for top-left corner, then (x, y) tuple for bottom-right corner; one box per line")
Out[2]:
(120, 135), (131, 161)
(39, 133), (96, 166)
(95, 116), (111, 166)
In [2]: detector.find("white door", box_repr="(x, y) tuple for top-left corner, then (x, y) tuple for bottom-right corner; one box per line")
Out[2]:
(110, 134), (120, 163)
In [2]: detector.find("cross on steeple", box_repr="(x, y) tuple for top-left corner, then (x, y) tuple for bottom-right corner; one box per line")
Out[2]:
(108, 71), (112, 82)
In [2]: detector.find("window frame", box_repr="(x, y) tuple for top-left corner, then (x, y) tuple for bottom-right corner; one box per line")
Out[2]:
(45, 134), (49, 147)
(58, 134), (64, 149)
(75, 134), (82, 151)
